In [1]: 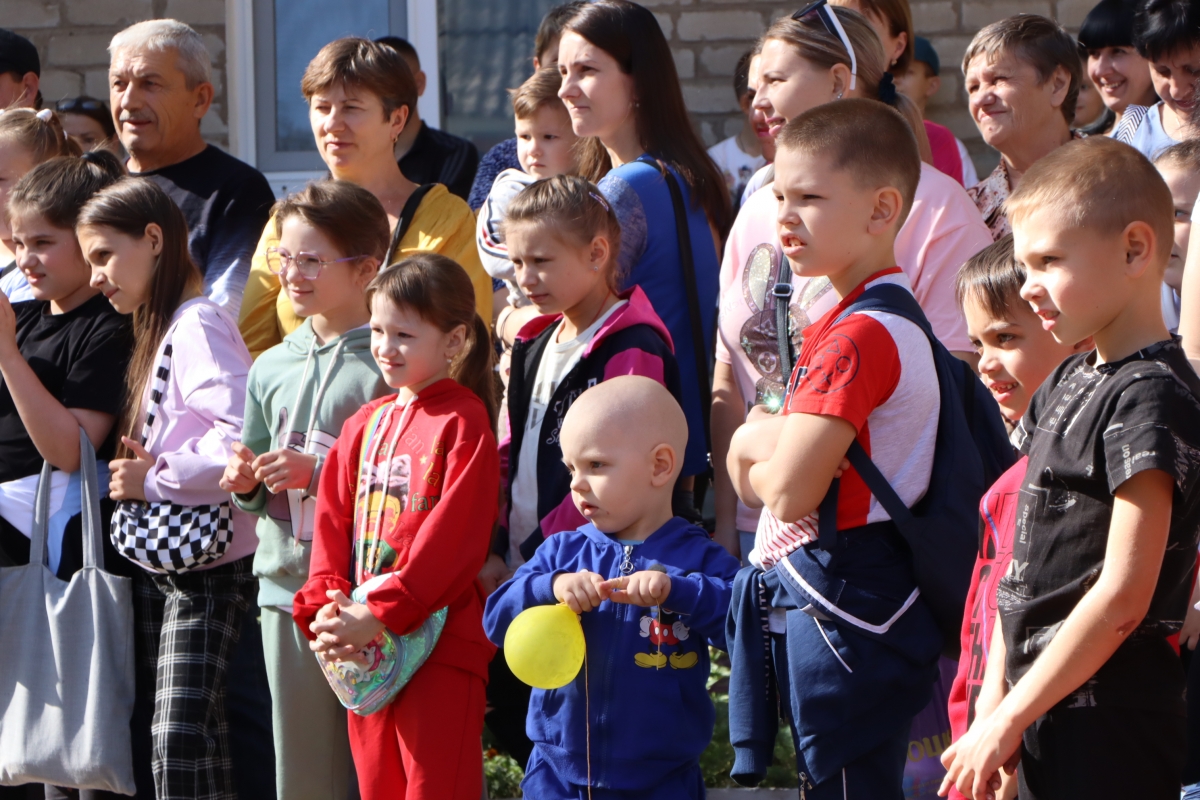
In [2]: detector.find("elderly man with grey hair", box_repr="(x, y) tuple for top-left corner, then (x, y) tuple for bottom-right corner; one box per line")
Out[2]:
(110, 19), (273, 316)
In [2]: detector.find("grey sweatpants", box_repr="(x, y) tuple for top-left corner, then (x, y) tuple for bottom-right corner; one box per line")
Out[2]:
(261, 605), (353, 800)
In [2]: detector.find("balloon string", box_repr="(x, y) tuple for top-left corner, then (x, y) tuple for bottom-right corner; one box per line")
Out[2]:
(585, 645), (592, 800)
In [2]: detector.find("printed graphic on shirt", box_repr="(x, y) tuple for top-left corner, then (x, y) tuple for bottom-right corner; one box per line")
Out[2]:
(265, 404), (337, 542)
(637, 608), (696, 670)
(735, 242), (832, 408)
(999, 340), (1200, 706)
(750, 275), (939, 569)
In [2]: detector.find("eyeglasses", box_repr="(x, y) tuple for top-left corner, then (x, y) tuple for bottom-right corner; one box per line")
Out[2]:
(265, 247), (367, 280)
(56, 97), (106, 114)
(792, 0), (858, 92)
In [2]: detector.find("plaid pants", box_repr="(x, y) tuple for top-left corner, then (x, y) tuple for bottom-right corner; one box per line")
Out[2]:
(133, 556), (256, 800)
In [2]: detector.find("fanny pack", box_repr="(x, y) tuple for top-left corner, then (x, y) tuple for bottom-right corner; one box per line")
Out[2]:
(316, 400), (446, 715)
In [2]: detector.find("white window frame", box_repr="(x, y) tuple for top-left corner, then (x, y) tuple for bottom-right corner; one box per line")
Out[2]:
(225, 0), (440, 197)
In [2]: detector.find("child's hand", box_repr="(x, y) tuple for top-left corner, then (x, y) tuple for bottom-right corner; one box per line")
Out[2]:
(477, 553), (512, 596)
(220, 442), (259, 494)
(600, 570), (672, 607)
(0, 292), (17, 360)
(308, 589), (387, 655)
(253, 448), (318, 494)
(553, 570), (608, 613)
(109, 437), (154, 501)
(938, 709), (1022, 800)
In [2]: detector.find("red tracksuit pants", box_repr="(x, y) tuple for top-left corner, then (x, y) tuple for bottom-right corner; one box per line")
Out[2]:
(348, 661), (486, 800)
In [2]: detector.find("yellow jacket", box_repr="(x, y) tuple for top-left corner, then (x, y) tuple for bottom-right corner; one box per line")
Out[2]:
(238, 183), (492, 358)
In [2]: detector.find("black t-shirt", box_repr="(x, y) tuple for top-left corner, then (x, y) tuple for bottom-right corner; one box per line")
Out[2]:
(132, 145), (274, 310)
(0, 294), (134, 483)
(998, 338), (1200, 710)
(398, 121), (480, 201)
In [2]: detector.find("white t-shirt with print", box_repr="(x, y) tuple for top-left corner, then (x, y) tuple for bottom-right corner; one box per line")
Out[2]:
(508, 300), (626, 567)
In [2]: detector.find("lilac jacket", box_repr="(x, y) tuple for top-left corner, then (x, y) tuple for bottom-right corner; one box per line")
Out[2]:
(139, 297), (257, 567)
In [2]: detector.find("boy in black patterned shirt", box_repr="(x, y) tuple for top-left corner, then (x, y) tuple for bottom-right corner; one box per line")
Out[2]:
(940, 137), (1200, 800)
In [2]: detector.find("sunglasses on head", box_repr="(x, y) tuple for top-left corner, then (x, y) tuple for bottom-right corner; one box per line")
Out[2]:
(791, 0), (858, 92)
(55, 97), (106, 114)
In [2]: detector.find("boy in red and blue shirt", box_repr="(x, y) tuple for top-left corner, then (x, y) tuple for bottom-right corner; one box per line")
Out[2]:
(727, 100), (943, 799)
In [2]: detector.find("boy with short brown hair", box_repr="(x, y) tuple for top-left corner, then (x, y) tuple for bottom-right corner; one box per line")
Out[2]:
(941, 135), (1200, 800)
(726, 98), (945, 799)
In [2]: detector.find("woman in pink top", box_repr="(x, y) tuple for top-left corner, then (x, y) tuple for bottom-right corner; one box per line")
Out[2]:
(712, 5), (991, 556)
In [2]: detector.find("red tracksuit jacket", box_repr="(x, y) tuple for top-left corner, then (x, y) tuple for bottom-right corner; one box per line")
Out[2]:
(293, 378), (499, 680)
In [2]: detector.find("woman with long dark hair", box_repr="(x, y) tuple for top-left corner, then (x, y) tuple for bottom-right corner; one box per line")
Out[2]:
(559, 0), (730, 515)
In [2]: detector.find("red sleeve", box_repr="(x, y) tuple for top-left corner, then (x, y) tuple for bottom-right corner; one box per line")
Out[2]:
(292, 405), (370, 638)
(363, 411), (500, 636)
(786, 312), (901, 431)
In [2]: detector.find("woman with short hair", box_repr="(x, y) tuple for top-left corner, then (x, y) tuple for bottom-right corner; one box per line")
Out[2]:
(238, 38), (492, 358)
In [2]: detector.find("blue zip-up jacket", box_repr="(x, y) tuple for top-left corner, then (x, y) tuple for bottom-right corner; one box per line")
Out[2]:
(484, 517), (740, 791)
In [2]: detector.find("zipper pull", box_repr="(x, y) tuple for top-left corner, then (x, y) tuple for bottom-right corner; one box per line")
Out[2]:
(620, 545), (635, 575)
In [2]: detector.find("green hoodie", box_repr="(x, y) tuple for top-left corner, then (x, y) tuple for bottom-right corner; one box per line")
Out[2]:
(236, 318), (390, 607)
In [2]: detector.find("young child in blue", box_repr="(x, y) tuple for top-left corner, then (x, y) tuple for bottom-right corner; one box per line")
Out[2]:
(484, 375), (740, 799)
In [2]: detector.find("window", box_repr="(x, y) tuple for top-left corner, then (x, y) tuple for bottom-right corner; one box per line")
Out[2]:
(436, 0), (558, 152)
(250, 0), (409, 173)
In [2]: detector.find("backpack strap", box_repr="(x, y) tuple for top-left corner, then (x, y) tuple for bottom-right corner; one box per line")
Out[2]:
(817, 282), (932, 550)
(773, 281), (795, 387)
(661, 165), (712, 452)
(383, 183), (437, 266)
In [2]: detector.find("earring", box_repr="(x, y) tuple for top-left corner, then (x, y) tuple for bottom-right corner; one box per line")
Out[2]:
(836, 91), (844, 100)
(592, 265), (599, 272)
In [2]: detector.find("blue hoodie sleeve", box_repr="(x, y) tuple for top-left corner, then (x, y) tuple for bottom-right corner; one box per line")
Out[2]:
(663, 541), (741, 650)
(727, 565), (779, 787)
(483, 533), (571, 647)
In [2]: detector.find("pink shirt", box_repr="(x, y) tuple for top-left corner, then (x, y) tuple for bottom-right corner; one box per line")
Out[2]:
(717, 162), (990, 531)
(140, 297), (257, 568)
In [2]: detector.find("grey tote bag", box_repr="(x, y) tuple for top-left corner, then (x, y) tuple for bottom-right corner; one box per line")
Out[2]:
(0, 429), (136, 794)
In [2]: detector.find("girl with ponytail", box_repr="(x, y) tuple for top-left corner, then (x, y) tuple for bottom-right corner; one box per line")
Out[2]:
(293, 253), (500, 800)
(710, 2), (991, 559)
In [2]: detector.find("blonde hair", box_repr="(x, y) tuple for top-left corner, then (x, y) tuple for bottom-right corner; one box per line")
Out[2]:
(0, 108), (78, 164)
(1005, 137), (1173, 262)
(502, 175), (622, 292)
(762, 7), (932, 164)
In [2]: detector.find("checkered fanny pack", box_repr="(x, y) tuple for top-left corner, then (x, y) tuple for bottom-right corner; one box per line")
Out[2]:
(110, 343), (234, 573)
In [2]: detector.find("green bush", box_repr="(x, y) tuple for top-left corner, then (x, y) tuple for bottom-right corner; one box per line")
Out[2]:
(701, 649), (798, 789)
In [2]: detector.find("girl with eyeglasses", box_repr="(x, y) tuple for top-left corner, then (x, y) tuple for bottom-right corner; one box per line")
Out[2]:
(710, 5), (991, 566)
(219, 178), (392, 800)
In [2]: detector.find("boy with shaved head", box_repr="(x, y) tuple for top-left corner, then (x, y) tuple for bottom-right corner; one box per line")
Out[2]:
(485, 376), (740, 800)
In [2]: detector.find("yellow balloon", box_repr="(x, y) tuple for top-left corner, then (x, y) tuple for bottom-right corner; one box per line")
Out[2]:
(504, 604), (586, 689)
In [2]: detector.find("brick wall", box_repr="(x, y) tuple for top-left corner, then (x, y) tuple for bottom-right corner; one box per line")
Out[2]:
(6, 0), (229, 149)
(11, 0), (1088, 176)
(650, 0), (1093, 177)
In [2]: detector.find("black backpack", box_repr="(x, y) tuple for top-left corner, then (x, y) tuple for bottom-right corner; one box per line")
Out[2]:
(814, 283), (1015, 657)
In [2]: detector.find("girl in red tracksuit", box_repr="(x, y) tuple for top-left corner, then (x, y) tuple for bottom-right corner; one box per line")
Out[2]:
(293, 254), (499, 800)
